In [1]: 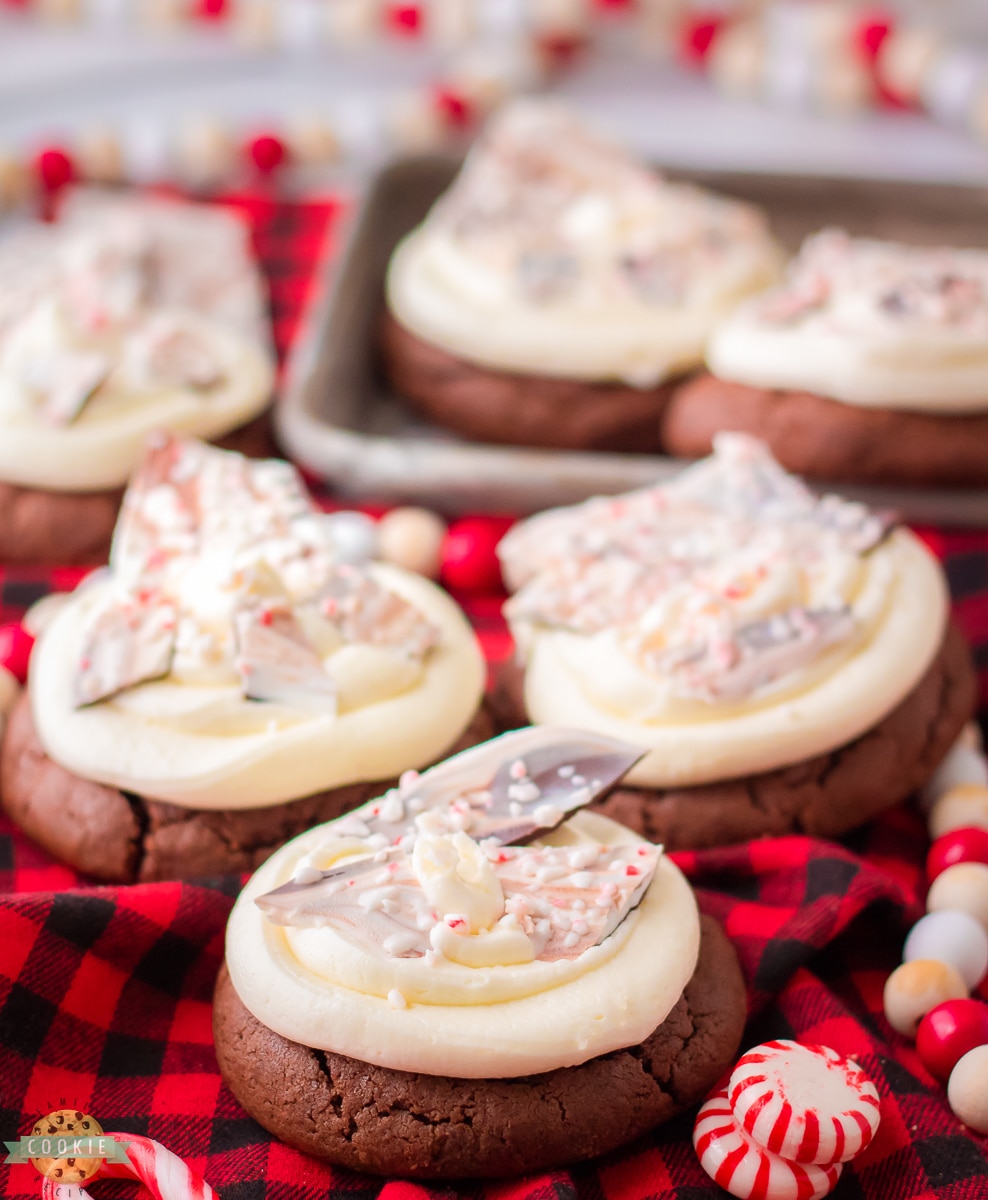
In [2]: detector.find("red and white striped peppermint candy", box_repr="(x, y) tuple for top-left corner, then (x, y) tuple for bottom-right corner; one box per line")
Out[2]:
(729, 1040), (881, 1165)
(41, 1133), (216, 1200)
(694, 1089), (843, 1200)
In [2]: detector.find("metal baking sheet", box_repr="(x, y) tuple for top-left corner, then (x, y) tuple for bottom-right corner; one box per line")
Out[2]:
(277, 154), (988, 523)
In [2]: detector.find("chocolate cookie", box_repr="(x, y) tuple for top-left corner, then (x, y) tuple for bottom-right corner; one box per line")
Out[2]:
(0, 411), (277, 566)
(662, 372), (988, 487)
(378, 310), (679, 453)
(0, 694), (494, 882)
(493, 625), (976, 851)
(213, 913), (745, 1178)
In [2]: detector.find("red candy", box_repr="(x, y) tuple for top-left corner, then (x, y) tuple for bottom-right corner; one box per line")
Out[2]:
(916, 999), (988, 1083)
(441, 517), (512, 595)
(247, 134), (287, 175)
(0, 623), (34, 684)
(35, 147), (75, 193)
(927, 828), (988, 880)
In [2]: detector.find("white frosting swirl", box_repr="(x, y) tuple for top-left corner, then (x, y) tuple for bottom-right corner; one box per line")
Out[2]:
(30, 438), (486, 809)
(0, 191), (273, 491)
(387, 101), (782, 387)
(226, 809), (700, 1077)
(500, 436), (949, 787)
(708, 228), (988, 411)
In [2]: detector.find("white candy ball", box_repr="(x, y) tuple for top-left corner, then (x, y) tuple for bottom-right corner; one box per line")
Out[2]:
(0, 665), (19, 718)
(948, 1045), (988, 1134)
(927, 863), (988, 932)
(930, 784), (988, 839)
(883, 960), (968, 1037)
(324, 511), (379, 564)
(920, 743), (988, 813)
(377, 508), (447, 579)
(904, 910), (988, 991)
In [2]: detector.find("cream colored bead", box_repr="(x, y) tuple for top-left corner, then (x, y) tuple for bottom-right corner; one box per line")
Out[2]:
(76, 127), (124, 185)
(429, 0), (473, 46)
(709, 23), (765, 100)
(883, 959), (968, 1038)
(927, 863), (988, 933)
(876, 26), (944, 104)
(378, 508), (447, 579)
(177, 119), (237, 190)
(285, 115), (341, 168)
(0, 665), (19, 719)
(37, 0), (80, 20)
(234, 0), (277, 47)
(920, 743), (988, 813)
(532, 0), (590, 36)
(815, 56), (872, 115)
(929, 784), (988, 840)
(326, 0), (381, 44)
(389, 92), (447, 153)
(0, 152), (29, 211)
(445, 44), (539, 115)
(948, 1045), (988, 1134)
(140, 0), (185, 30)
(23, 593), (72, 640)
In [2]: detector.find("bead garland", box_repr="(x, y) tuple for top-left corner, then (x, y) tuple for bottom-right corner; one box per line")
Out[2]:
(883, 723), (988, 1135)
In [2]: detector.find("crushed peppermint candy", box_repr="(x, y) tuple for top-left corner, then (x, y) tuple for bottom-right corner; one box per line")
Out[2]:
(72, 435), (440, 710)
(255, 728), (656, 967)
(499, 434), (894, 703)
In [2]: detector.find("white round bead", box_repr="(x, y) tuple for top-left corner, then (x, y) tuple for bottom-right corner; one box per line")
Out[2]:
(948, 1045), (988, 1134)
(920, 744), (988, 813)
(883, 960), (968, 1038)
(930, 784), (988, 840)
(323, 511), (379, 564)
(927, 863), (988, 933)
(377, 508), (447, 579)
(904, 911), (988, 991)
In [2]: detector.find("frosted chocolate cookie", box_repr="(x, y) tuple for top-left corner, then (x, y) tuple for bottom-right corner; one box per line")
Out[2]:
(214, 728), (746, 1177)
(381, 100), (782, 451)
(495, 435), (977, 849)
(0, 191), (275, 562)
(0, 436), (487, 881)
(663, 229), (988, 485)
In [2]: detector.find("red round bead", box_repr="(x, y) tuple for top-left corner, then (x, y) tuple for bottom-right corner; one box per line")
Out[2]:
(247, 134), (287, 175)
(441, 518), (512, 595)
(856, 15), (893, 61)
(916, 999), (988, 1083)
(928, 828), (988, 881)
(35, 147), (75, 193)
(680, 14), (725, 66)
(387, 3), (422, 35)
(195, 0), (227, 16)
(0, 624), (35, 685)
(434, 86), (473, 129)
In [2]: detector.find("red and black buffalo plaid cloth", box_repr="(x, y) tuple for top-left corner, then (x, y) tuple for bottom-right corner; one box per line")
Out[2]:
(2, 194), (988, 1200)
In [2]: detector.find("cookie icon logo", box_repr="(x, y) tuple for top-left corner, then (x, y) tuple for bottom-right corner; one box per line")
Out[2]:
(29, 1111), (105, 1185)
(4, 1109), (128, 1188)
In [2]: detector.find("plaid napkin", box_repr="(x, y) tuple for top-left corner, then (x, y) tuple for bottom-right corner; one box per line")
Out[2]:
(1, 194), (988, 1200)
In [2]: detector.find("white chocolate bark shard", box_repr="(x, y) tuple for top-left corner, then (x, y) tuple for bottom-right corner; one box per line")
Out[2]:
(75, 590), (177, 707)
(500, 434), (893, 704)
(234, 603), (336, 712)
(255, 730), (658, 966)
(350, 726), (645, 845)
(316, 566), (440, 660)
(126, 318), (225, 390)
(34, 348), (111, 427)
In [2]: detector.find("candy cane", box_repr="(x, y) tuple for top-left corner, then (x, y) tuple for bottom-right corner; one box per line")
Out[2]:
(40, 1134), (216, 1200)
